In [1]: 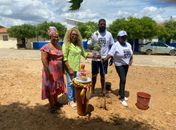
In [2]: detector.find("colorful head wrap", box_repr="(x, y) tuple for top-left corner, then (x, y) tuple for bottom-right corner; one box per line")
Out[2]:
(48, 26), (58, 37)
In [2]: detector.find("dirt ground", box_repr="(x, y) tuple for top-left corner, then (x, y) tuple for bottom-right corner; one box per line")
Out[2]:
(0, 49), (176, 130)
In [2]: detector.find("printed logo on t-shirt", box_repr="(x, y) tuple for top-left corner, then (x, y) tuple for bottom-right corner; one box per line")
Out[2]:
(123, 49), (131, 59)
(98, 37), (106, 47)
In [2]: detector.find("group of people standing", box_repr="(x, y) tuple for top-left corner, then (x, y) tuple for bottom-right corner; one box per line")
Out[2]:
(40, 19), (133, 113)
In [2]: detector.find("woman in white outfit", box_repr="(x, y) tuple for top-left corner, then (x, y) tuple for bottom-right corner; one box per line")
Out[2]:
(103, 30), (133, 107)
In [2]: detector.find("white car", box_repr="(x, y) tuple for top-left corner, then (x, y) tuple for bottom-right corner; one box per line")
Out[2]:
(140, 42), (176, 56)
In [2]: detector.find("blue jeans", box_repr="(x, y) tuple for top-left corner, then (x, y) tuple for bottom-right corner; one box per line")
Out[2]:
(66, 72), (77, 102)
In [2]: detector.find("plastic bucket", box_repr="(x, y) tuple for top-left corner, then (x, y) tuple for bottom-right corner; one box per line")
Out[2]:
(136, 92), (151, 110)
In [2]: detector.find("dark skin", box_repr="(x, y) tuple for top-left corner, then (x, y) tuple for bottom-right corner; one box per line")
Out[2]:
(99, 20), (106, 33)
(41, 35), (71, 111)
(118, 36), (127, 45)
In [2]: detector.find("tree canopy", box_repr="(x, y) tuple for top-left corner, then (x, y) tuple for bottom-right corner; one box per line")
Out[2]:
(7, 17), (176, 43)
(37, 22), (66, 39)
(108, 16), (158, 41)
(140, 17), (157, 39)
(8, 24), (36, 39)
(77, 21), (97, 39)
(108, 18), (128, 38)
(157, 20), (176, 42)
(8, 22), (66, 41)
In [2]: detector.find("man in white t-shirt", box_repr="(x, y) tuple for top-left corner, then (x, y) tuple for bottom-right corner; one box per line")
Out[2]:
(91, 19), (114, 95)
(103, 30), (133, 107)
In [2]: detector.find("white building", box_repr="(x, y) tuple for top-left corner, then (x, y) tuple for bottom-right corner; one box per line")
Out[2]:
(63, 18), (84, 28)
(0, 26), (17, 49)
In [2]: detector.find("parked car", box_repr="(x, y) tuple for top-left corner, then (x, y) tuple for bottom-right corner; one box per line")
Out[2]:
(140, 42), (176, 56)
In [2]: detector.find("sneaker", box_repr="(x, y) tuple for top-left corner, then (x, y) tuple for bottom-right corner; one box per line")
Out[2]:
(124, 97), (128, 101)
(68, 101), (77, 109)
(120, 100), (128, 107)
(119, 97), (128, 101)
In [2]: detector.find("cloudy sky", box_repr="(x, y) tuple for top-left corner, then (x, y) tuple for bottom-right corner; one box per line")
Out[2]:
(0, 0), (176, 27)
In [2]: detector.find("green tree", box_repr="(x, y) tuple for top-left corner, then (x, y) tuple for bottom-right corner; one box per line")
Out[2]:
(165, 20), (176, 42)
(125, 17), (144, 51)
(157, 24), (169, 41)
(109, 17), (158, 51)
(8, 24), (36, 39)
(108, 18), (128, 38)
(37, 21), (66, 40)
(77, 21), (97, 39)
(140, 16), (157, 39)
(8, 24), (36, 48)
(109, 17), (158, 40)
(126, 17), (143, 40)
(157, 20), (176, 43)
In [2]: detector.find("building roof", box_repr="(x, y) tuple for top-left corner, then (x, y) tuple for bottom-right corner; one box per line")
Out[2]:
(0, 28), (7, 33)
(0, 25), (5, 28)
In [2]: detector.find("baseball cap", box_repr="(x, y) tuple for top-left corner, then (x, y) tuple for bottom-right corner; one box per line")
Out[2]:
(117, 30), (127, 37)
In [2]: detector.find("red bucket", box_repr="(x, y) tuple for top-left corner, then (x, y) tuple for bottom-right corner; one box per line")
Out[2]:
(136, 92), (151, 110)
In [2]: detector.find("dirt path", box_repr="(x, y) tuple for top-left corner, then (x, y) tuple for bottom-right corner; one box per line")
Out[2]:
(0, 48), (176, 68)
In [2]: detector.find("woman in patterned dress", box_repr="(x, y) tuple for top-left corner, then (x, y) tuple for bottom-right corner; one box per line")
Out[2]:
(40, 26), (71, 113)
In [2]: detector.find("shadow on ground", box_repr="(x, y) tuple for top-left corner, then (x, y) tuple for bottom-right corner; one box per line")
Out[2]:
(94, 87), (130, 98)
(0, 102), (154, 130)
(111, 89), (130, 97)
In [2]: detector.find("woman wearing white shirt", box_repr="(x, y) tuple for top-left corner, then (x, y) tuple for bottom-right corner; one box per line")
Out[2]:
(103, 30), (133, 107)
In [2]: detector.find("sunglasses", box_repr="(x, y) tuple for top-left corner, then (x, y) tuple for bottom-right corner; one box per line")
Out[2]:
(120, 36), (127, 39)
(71, 33), (78, 36)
